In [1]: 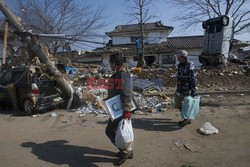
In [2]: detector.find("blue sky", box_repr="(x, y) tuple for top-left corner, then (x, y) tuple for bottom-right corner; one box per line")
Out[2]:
(3, 0), (250, 50)
(77, 0), (250, 40)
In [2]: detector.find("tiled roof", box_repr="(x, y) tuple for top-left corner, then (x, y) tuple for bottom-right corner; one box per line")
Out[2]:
(106, 21), (173, 37)
(161, 35), (204, 49)
(160, 35), (249, 49)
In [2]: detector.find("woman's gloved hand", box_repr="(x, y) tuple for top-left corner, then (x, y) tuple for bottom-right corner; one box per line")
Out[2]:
(123, 111), (131, 119)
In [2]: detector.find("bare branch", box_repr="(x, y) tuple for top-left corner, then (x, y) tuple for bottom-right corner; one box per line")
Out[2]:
(205, 0), (221, 16)
(16, 0), (105, 53)
(232, 0), (245, 17)
(235, 22), (250, 33)
(167, 0), (250, 34)
(216, 0), (222, 15)
(234, 10), (250, 30)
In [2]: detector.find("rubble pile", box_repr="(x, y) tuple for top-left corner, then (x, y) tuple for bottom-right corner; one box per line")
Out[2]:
(73, 87), (108, 115)
(1, 45), (249, 116)
(137, 67), (177, 88)
(198, 64), (250, 90)
(137, 64), (250, 90)
(66, 62), (249, 116)
(133, 93), (174, 113)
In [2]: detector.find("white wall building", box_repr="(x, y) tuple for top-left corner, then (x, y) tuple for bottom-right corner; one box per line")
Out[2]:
(76, 23), (249, 70)
(106, 21), (173, 46)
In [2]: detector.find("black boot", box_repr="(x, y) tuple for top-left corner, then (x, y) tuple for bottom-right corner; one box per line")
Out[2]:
(116, 149), (133, 159)
(179, 119), (191, 127)
(114, 150), (133, 166)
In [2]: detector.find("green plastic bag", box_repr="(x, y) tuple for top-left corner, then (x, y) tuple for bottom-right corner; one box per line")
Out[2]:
(181, 96), (200, 120)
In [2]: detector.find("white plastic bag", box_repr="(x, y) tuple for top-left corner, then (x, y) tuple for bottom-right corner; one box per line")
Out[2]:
(115, 119), (134, 149)
(199, 122), (219, 135)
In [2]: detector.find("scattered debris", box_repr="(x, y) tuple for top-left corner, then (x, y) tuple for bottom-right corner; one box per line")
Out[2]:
(132, 78), (161, 94)
(173, 139), (200, 152)
(161, 101), (172, 108)
(215, 88), (224, 91)
(53, 97), (63, 102)
(184, 142), (199, 152)
(147, 107), (157, 113)
(134, 110), (144, 115)
(233, 71), (239, 75)
(82, 91), (97, 103)
(96, 114), (109, 118)
(173, 139), (185, 150)
(217, 95), (225, 98)
(219, 72), (225, 76)
(50, 112), (57, 117)
(136, 64), (250, 90)
(75, 110), (83, 115)
(62, 120), (69, 123)
(198, 122), (219, 135)
(79, 113), (86, 117)
(206, 84), (211, 88)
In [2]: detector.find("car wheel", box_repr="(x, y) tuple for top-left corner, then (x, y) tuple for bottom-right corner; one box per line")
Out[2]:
(221, 16), (229, 26)
(202, 21), (207, 29)
(23, 99), (35, 115)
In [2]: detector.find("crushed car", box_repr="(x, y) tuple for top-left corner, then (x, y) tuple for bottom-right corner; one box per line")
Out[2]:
(0, 65), (65, 115)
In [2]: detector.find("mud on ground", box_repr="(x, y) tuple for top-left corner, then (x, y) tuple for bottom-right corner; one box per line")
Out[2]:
(0, 94), (249, 167)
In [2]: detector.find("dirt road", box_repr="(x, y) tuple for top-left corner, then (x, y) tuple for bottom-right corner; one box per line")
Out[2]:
(0, 94), (250, 167)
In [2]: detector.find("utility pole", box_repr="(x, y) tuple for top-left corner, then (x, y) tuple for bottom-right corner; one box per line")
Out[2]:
(0, 0), (82, 108)
(137, 0), (144, 67)
(2, 20), (8, 65)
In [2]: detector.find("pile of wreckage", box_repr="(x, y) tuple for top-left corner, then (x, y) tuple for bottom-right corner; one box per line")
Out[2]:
(59, 63), (174, 116)
(1, 42), (249, 116)
(0, 47), (174, 116)
(1, 0), (249, 117)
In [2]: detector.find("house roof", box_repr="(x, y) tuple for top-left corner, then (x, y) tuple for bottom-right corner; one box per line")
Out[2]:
(161, 35), (204, 49)
(106, 21), (174, 37)
(159, 35), (249, 49)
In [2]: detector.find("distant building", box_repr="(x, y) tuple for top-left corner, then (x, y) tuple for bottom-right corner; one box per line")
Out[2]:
(106, 21), (174, 45)
(74, 33), (249, 71)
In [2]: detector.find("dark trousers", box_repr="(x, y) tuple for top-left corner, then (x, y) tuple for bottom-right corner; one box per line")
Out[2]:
(174, 92), (186, 111)
(105, 118), (122, 145)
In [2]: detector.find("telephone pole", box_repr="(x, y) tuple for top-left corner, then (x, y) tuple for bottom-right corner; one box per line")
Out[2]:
(137, 0), (144, 67)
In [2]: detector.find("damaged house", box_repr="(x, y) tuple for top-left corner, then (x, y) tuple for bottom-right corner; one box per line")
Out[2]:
(62, 21), (249, 70)
(76, 21), (177, 70)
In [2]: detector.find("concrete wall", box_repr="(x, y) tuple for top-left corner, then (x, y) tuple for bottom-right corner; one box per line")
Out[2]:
(112, 36), (131, 45)
(146, 31), (168, 44)
(112, 30), (171, 45)
(125, 56), (137, 67)
(99, 46), (247, 70)
(102, 54), (138, 71)
(185, 48), (202, 56)
(188, 55), (202, 66)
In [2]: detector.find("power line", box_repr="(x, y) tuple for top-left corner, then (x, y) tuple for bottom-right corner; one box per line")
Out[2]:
(67, 38), (104, 45)
(66, 34), (108, 38)
(71, 43), (89, 50)
(29, 33), (105, 45)
(75, 41), (98, 49)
